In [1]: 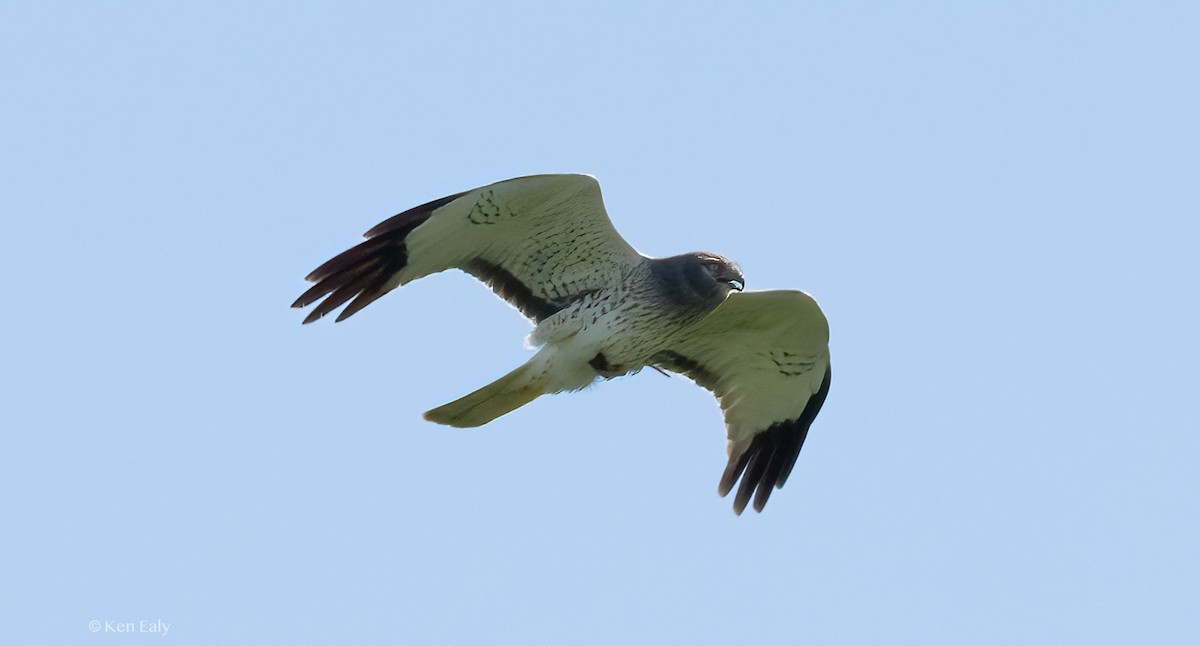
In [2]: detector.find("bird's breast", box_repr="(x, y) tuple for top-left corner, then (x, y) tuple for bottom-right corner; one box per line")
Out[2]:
(558, 290), (692, 374)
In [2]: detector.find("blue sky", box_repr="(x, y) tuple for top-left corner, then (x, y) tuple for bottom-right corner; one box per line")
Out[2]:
(3, 2), (1197, 644)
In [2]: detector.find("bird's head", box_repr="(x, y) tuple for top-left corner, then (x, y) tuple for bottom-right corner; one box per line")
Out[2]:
(650, 252), (745, 313)
(695, 253), (745, 295)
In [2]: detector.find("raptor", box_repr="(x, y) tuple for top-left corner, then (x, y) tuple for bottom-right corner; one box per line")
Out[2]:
(293, 174), (831, 514)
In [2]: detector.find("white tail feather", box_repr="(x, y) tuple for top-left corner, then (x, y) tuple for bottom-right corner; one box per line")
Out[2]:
(423, 362), (546, 427)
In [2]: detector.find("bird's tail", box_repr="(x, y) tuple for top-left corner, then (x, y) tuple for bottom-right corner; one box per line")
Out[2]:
(423, 361), (547, 428)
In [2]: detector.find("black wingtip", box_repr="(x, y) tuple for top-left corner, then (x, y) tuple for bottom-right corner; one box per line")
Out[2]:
(718, 449), (751, 499)
(719, 365), (832, 514)
(362, 189), (469, 238)
(293, 191), (460, 324)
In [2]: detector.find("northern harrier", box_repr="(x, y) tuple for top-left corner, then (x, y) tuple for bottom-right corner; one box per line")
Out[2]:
(293, 174), (831, 514)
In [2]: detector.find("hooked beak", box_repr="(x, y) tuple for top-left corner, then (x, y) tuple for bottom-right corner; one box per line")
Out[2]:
(727, 275), (745, 292)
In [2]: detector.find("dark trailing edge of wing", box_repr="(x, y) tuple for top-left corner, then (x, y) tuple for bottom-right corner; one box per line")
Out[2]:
(720, 365), (832, 514)
(464, 259), (566, 322)
(290, 191), (467, 324)
(652, 350), (722, 391)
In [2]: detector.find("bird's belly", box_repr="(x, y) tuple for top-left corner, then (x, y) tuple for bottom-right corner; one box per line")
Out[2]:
(572, 304), (688, 376)
(531, 288), (698, 379)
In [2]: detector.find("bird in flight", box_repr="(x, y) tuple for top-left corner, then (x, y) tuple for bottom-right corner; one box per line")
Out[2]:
(293, 174), (831, 514)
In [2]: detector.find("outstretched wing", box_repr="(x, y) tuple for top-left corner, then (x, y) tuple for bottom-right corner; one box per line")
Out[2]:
(293, 174), (643, 323)
(654, 290), (831, 514)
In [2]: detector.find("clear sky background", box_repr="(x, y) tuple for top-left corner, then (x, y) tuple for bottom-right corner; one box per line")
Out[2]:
(3, 2), (1197, 644)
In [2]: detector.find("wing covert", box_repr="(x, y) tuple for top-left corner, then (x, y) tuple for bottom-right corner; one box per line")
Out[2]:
(654, 290), (832, 514)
